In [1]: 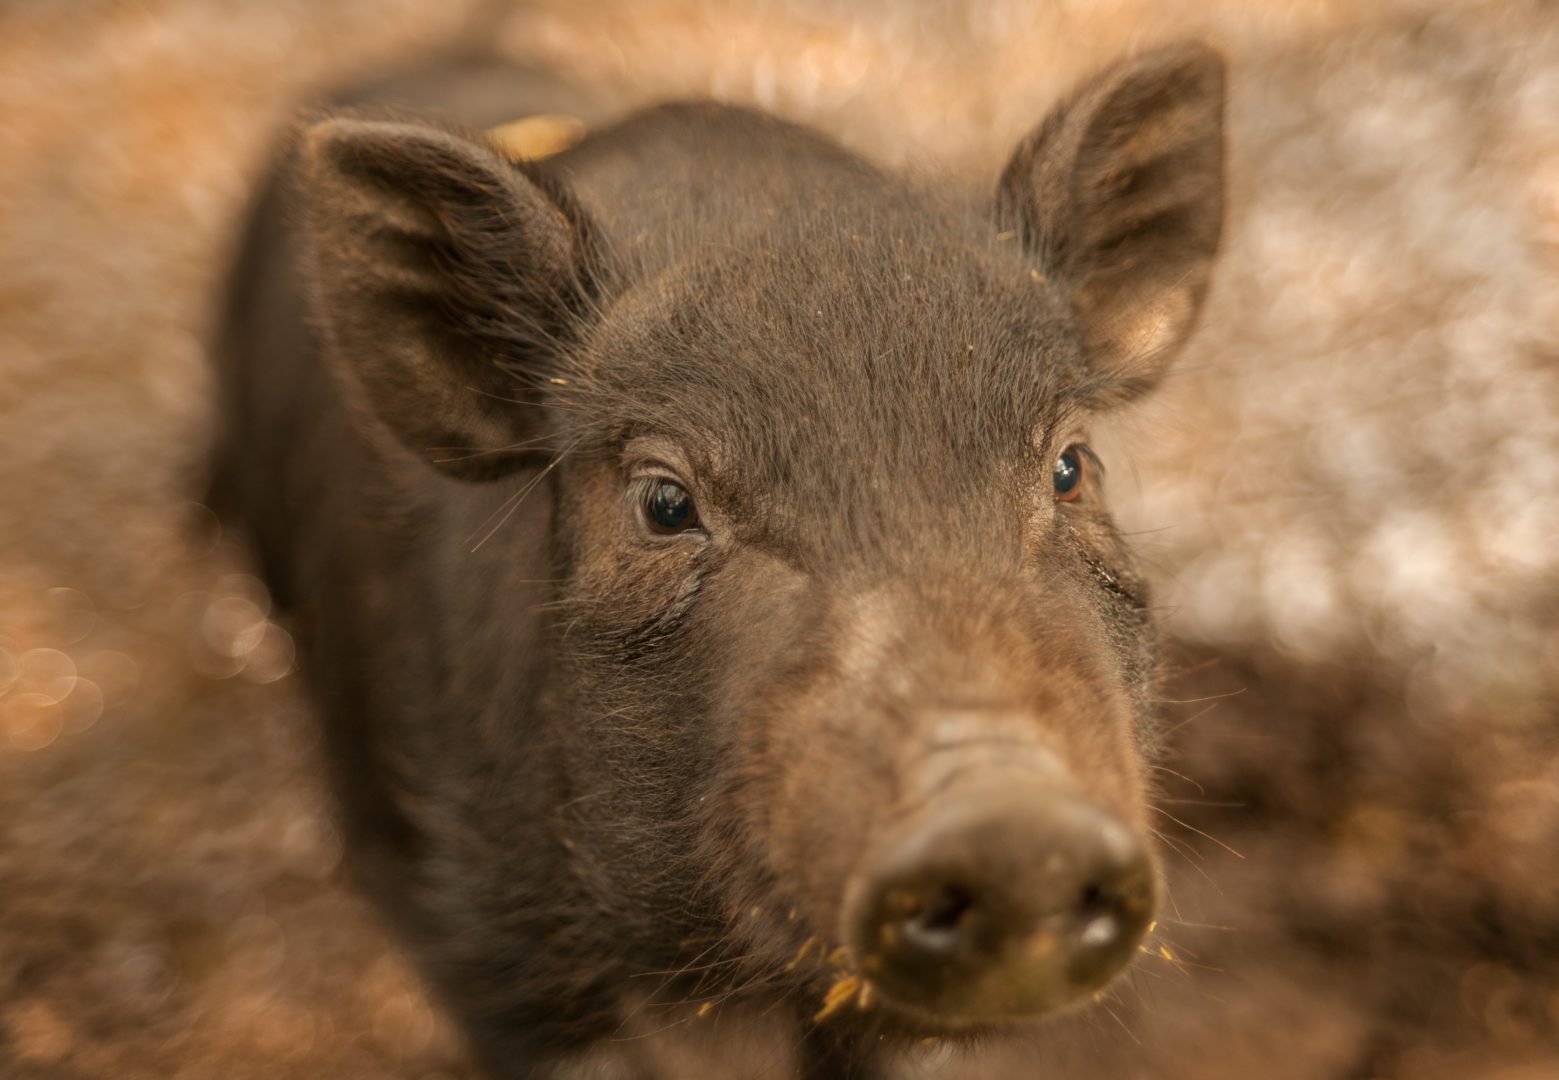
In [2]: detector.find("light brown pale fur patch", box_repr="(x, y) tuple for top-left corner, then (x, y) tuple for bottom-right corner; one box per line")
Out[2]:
(487, 114), (587, 161)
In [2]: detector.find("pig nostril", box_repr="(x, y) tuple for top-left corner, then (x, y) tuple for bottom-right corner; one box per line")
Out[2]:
(1077, 881), (1123, 923)
(892, 883), (975, 954)
(920, 884), (973, 932)
(1075, 883), (1122, 949)
(1078, 882), (1106, 913)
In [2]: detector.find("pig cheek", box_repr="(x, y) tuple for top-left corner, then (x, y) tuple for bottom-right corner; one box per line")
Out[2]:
(1051, 674), (1155, 835)
(704, 572), (881, 959)
(556, 465), (692, 625)
(1018, 552), (1159, 828)
(781, 707), (880, 907)
(1027, 601), (1152, 819)
(1038, 655), (1159, 843)
(1075, 600), (1160, 833)
(752, 656), (900, 960)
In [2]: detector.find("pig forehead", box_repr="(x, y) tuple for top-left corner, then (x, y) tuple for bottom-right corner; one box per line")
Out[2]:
(587, 225), (1085, 486)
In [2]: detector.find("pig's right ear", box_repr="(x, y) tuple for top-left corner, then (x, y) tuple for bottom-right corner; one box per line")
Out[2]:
(299, 118), (595, 480)
(997, 43), (1225, 403)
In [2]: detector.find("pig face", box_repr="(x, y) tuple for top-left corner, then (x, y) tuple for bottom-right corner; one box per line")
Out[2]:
(299, 44), (1223, 1035)
(549, 215), (1168, 1027)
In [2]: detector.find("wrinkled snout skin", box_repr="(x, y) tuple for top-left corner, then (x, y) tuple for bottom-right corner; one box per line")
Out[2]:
(210, 45), (1223, 1080)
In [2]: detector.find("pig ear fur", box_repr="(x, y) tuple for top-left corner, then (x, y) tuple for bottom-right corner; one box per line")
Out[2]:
(300, 117), (595, 480)
(998, 42), (1225, 403)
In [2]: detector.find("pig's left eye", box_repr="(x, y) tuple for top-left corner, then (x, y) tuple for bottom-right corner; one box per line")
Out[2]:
(643, 479), (702, 535)
(1053, 445), (1085, 501)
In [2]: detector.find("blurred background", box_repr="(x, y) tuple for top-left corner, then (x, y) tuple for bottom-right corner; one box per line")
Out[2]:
(1, 1), (1556, 1077)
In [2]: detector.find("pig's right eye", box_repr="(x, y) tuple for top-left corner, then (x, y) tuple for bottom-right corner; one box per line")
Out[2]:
(643, 480), (702, 535)
(1053, 446), (1085, 501)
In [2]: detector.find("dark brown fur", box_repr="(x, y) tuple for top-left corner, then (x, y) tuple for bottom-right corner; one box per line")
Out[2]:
(210, 45), (1224, 1079)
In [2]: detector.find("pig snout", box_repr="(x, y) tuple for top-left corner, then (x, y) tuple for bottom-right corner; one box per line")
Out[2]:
(841, 755), (1154, 1023)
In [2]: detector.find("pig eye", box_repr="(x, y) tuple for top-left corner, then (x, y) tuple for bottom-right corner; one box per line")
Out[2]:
(1053, 446), (1085, 501)
(643, 479), (701, 535)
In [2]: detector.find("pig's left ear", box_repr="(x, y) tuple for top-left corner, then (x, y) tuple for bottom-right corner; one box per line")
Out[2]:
(997, 43), (1225, 402)
(300, 118), (598, 480)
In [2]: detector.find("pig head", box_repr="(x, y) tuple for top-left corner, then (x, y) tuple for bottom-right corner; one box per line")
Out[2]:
(222, 41), (1225, 1077)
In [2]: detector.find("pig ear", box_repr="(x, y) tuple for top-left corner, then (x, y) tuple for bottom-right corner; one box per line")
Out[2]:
(300, 117), (596, 479)
(997, 43), (1225, 402)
